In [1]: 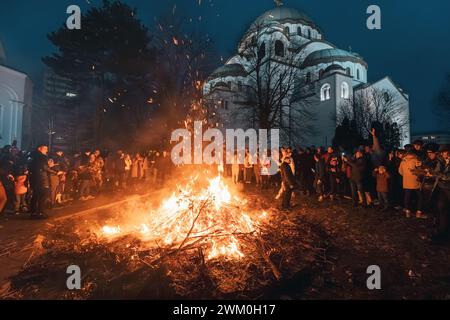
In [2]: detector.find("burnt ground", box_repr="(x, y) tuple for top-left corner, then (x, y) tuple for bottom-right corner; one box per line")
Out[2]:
(0, 183), (449, 300)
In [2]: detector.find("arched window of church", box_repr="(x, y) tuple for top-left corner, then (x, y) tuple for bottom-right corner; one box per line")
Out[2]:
(356, 69), (360, 80)
(321, 84), (331, 101)
(319, 69), (324, 79)
(305, 72), (311, 84)
(341, 82), (349, 99)
(297, 27), (302, 36)
(346, 67), (351, 76)
(307, 29), (312, 39)
(275, 40), (284, 57)
(259, 42), (266, 57)
(284, 27), (290, 35)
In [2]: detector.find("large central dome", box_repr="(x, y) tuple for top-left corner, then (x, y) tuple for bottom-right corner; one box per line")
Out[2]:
(252, 7), (315, 27)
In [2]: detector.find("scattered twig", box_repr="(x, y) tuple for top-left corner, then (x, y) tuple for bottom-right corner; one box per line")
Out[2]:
(256, 238), (282, 281)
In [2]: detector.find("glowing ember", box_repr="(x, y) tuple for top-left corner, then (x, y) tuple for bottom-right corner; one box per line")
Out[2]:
(102, 174), (267, 260)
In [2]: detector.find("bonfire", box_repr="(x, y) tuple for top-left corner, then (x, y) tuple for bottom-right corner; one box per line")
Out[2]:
(3, 169), (325, 299)
(101, 172), (269, 261)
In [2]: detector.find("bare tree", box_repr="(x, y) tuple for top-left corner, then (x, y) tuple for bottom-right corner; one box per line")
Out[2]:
(151, 14), (219, 135)
(232, 24), (315, 145)
(435, 73), (450, 127)
(337, 87), (408, 141)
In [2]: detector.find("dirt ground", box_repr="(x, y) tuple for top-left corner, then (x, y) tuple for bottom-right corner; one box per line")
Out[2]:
(1, 184), (449, 300)
(263, 190), (450, 300)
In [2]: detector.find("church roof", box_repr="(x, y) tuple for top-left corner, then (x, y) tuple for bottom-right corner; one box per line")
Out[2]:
(209, 63), (247, 79)
(252, 7), (316, 28)
(324, 64), (346, 73)
(302, 48), (367, 68)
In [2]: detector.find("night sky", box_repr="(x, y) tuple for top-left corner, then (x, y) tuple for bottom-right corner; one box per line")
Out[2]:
(1, 0), (449, 133)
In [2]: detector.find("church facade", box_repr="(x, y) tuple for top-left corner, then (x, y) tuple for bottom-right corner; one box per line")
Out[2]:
(0, 39), (33, 149)
(203, 6), (410, 147)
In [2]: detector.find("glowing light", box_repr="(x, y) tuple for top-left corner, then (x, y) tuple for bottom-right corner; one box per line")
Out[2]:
(101, 174), (267, 260)
(102, 226), (121, 235)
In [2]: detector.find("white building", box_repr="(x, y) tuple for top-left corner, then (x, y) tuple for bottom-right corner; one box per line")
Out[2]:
(0, 39), (33, 149)
(204, 6), (410, 147)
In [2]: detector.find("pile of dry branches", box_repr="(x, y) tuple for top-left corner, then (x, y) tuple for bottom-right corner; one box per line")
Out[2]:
(4, 195), (331, 300)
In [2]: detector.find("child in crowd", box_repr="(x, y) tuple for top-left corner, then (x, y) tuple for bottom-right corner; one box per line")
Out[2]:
(373, 165), (390, 211)
(14, 166), (29, 214)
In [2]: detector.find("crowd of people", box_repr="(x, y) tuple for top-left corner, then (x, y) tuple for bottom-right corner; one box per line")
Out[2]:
(0, 142), (173, 220)
(0, 128), (449, 242)
(224, 129), (450, 243)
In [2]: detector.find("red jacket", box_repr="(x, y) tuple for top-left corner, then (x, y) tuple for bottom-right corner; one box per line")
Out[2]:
(373, 171), (390, 193)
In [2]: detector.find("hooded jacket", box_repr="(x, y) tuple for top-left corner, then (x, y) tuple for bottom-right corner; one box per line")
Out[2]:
(29, 152), (56, 188)
(347, 156), (367, 183)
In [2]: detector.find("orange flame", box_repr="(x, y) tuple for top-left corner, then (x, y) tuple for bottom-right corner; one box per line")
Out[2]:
(102, 174), (267, 260)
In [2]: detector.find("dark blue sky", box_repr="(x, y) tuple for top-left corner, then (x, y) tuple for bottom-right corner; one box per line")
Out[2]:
(1, 0), (449, 133)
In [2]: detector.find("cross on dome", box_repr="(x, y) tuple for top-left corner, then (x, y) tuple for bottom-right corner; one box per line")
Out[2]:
(274, 0), (283, 7)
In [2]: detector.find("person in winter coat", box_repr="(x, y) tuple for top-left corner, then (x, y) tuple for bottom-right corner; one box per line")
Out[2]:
(313, 153), (326, 202)
(399, 151), (425, 218)
(412, 140), (426, 161)
(78, 154), (96, 201)
(419, 144), (441, 214)
(29, 144), (60, 219)
(253, 153), (262, 187)
(280, 157), (296, 209)
(157, 151), (171, 184)
(344, 149), (368, 207)
(244, 149), (253, 184)
(260, 151), (271, 190)
(433, 144), (450, 242)
(327, 155), (341, 201)
(142, 152), (151, 183)
(130, 153), (144, 190)
(298, 148), (314, 196)
(14, 166), (28, 214)
(387, 150), (404, 209)
(124, 154), (132, 186)
(54, 150), (70, 203)
(276, 148), (295, 200)
(93, 150), (105, 192)
(231, 153), (240, 184)
(373, 166), (390, 211)
(47, 158), (61, 207)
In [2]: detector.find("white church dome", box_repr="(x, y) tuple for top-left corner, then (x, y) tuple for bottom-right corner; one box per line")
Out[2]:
(302, 48), (367, 68)
(252, 7), (316, 28)
(209, 63), (247, 79)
